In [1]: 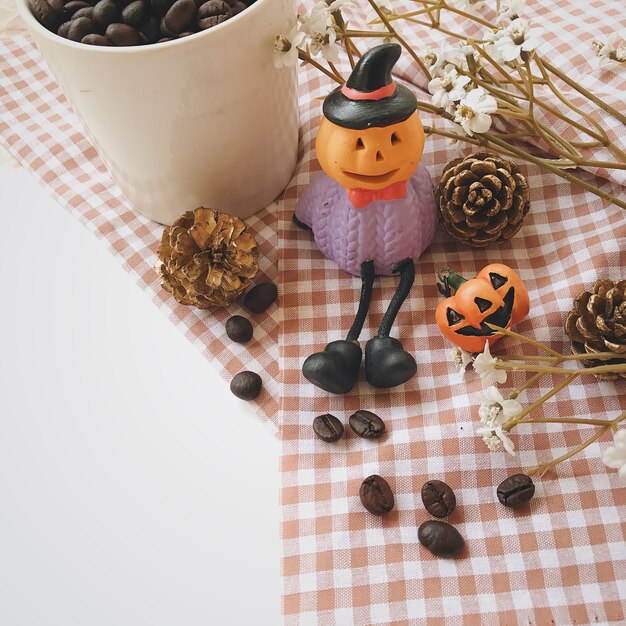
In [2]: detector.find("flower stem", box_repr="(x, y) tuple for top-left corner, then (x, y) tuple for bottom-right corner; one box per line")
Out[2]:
(486, 325), (561, 357)
(495, 362), (626, 376)
(526, 411), (626, 477)
(506, 373), (577, 427)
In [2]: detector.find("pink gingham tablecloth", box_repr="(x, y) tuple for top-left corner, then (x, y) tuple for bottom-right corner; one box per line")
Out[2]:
(1, 0), (625, 623)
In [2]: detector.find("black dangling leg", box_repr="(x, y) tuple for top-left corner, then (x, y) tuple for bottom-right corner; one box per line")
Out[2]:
(302, 260), (374, 394)
(346, 259), (375, 342)
(365, 258), (418, 388)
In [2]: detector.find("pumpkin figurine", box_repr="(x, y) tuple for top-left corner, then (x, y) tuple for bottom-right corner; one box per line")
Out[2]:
(294, 43), (437, 394)
(435, 264), (530, 354)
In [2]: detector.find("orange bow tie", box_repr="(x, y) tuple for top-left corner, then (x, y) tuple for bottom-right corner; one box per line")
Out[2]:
(348, 180), (407, 209)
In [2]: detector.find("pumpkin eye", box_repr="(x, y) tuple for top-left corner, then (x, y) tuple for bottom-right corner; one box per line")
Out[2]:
(356, 137), (365, 150)
(391, 132), (400, 145)
(446, 308), (465, 326)
(489, 272), (507, 289)
(475, 297), (492, 313)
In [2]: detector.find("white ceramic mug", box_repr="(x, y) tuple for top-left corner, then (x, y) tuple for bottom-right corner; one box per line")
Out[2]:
(16, 0), (299, 224)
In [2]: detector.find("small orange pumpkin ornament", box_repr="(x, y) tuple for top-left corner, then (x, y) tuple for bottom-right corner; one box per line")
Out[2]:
(435, 264), (530, 353)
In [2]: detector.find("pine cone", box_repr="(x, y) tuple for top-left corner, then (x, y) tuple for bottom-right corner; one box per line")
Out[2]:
(436, 152), (530, 247)
(564, 279), (626, 380)
(156, 207), (259, 308)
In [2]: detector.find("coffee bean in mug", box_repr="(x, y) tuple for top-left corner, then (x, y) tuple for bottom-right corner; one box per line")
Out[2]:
(68, 16), (95, 41)
(27, 0), (59, 31)
(106, 22), (144, 45)
(62, 0), (91, 19)
(82, 32), (109, 44)
(197, 0), (230, 19)
(93, 0), (120, 32)
(164, 0), (196, 34)
(418, 520), (465, 558)
(230, 371), (262, 401)
(497, 474), (535, 508)
(421, 480), (456, 518)
(359, 475), (394, 515)
(121, 0), (147, 26)
(349, 410), (385, 439)
(312, 413), (344, 443)
(244, 282), (278, 314)
(73, 6), (94, 19)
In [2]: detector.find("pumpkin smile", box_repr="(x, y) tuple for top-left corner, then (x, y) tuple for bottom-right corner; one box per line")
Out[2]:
(455, 287), (515, 337)
(341, 169), (400, 185)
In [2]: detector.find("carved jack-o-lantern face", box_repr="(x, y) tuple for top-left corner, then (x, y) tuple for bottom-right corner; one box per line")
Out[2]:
(435, 263), (530, 353)
(316, 112), (425, 191)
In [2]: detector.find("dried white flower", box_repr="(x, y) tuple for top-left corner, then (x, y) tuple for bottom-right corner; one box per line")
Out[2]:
(424, 43), (467, 73)
(473, 341), (507, 387)
(603, 429), (626, 481)
(428, 65), (471, 109)
(450, 347), (473, 377)
(453, 87), (497, 136)
(478, 386), (522, 427)
(592, 34), (626, 66)
(495, 18), (541, 63)
(476, 386), (519, 456)
(477, 425), (516, 455)
(496, 0), (525, 25)
(273, 26), (305, 69)
(300, 2), (341, 63)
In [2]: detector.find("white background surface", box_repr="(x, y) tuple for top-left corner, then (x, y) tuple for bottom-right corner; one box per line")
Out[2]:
(0, 163), (282, 625)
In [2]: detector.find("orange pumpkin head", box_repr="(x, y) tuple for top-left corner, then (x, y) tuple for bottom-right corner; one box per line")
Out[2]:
(316, 112), (425, 191)
(435, 263), (530, 353)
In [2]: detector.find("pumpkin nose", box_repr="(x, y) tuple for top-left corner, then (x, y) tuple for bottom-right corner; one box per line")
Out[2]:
(375, 150), (384, 162)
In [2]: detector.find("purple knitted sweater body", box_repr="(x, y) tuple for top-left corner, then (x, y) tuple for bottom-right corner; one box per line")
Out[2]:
(294, 163), (437, 276)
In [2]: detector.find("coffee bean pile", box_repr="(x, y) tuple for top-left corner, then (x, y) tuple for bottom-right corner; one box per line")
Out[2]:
(28, 0), (253, 46)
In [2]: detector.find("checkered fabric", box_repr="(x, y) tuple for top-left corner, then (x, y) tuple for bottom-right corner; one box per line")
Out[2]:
(278, 1), (626, 624)
(1, 0), (626, 622)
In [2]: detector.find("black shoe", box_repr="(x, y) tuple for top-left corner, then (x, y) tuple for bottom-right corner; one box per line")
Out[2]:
(364, 336), (417, 388)
(302, 339), (362, 394)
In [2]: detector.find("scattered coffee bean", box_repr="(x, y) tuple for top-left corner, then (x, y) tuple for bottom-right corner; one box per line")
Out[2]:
(225, 315), (253, 343)
(312, 414), (344, 443)
(106, 22), (143, 45)
(82, 33), (109, 44)
(421, 480), (456, 518)
(244, 281), (278, 314)
(497, 474), (535, 508)
(230, 370), (262, 400)
(349, 410), (385, 439)
(28, 0), (59, 32)
(164, 0), (196, 33)
(121, 0), (147, 26)
(359, 475), (394, 516)
(418, 520), (465, 558)
(92, 0), (120, 32)
(68, 16), (95, 41)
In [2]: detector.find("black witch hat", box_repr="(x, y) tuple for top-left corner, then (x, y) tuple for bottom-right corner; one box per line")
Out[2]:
(323, 43), (417, 130)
